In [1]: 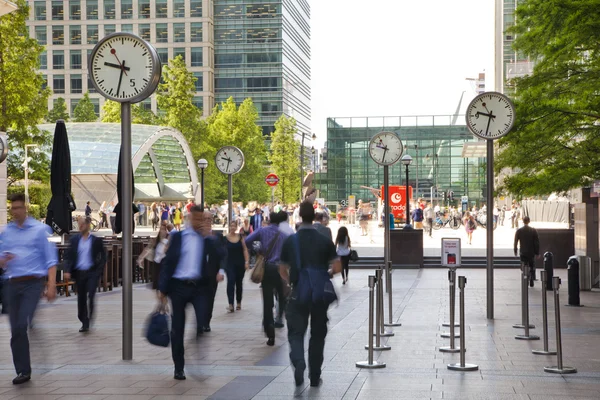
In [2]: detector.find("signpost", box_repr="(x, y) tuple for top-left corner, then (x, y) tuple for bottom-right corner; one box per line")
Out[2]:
(265, 173), (279, 206)
(441, 238), (461, 267)
(381, 185), (413, 224)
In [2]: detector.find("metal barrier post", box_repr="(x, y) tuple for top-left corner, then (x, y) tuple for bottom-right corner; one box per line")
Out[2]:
(440, 268), (460, 353)
(533, 270), (556, 356)
(513, 262), (536, 329)
(544, 277), (577, 374)
(374, 267), (394, 338)
(447, 276), (478, 371)
(357, 275), (386, 369)
(385, 261), (401, 327)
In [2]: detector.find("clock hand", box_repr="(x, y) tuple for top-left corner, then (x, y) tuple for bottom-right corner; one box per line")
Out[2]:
(110, 48), (128, 76)
(382, 147), (388, 163)
(104, 62), (131, 71)
(116, 60), (125, 98)
(485, 114), (492, 136)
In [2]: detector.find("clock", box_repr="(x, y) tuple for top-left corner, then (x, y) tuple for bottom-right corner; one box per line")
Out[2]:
(215, 146), (245, 175)
(0, 133), (7, 164)
(88, 32), (161, 103)
(466, 92), (515, 140)
(369, 131), (404, 166)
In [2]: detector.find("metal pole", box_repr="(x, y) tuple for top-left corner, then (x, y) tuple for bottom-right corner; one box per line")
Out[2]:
(440, 268), (460, 352)
(515, 262), (539, 340)
(121, 102), (133, 361)
(415, 145), (419, 199)
(533, 270), (556, 355)
(200, 168), (205, 211)
(544, 277), (577, 374)
(486, 140), (494, 319)
(271, 186), (275, 208)
(384, 166), (390, 269)
(357, 275), (385, 368)
(405, 164), (410, 226)
(24, 145), (29, 205)
(448, 276), (478, 371)
(300, 133), (304, 201)
(228, 174), (233, 233)
(385, 260), (401, 327)
(371, 268), (392, 347)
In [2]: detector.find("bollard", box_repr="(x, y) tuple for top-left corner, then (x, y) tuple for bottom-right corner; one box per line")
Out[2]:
(544, 277), (577, 374)
(513, 262), (536, 330)
(544, 252), (554, 290)
(447, 276), (478, 371)
(440, 267), (460, 353)
(357, 275), (386, 369)
(374, 267), (394, 338)
(384, 261), (402, 327)
(566, 256), (581, 306)
(532, 271), (557, 356)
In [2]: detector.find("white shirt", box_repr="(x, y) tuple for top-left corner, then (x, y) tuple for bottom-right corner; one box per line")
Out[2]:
(154, 238), (168, 263)
(424, 207), (434, 219)
(173, 229), (204, 280)
(278, 221), (295, 236)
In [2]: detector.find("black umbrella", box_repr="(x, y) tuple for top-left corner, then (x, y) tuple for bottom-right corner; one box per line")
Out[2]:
(113, 146), (138, 235)
(46, 120), (76, 235)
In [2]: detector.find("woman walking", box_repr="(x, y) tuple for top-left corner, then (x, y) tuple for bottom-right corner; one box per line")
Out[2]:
(173, 202), (183, 231)
(225, 221), (249, 312)
(464, 211), (476, 245)
(99, 201), (109, 228)
(149, 202), (159, 231)
(151, 223), (169, 289)
(335, 226), (352, 284)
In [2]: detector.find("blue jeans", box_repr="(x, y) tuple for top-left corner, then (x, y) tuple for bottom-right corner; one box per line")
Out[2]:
(5, 278), (44, 375)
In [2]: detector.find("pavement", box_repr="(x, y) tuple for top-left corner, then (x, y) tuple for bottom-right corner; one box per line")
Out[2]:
(1, 264), (600, 399)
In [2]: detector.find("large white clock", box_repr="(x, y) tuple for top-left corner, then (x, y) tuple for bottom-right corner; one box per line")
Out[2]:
(89, 32), (161, 103)
(215, 146), (245, 175)
(369, 131), (404, 166)
(466, 92), (515, 140)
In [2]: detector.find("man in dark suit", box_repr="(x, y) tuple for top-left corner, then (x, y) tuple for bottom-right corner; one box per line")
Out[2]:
(201, 214), (226, 333)
(250, 208), (264, 232)
(159, 206), (225, 381)
(314, 213), (333, 242)
(514, 216), (540, 287)
(64, 216), (106, 332)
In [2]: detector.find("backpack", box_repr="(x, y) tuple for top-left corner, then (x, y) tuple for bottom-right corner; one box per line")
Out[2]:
(291, 234), (337, 306)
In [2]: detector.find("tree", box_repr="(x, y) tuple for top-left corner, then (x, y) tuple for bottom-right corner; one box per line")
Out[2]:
(201, 97), (269, 204)
(270, 115), (300, 204)
(101, 99), (159, 125)
(496, 0), (600, 196)
(46, 97), (69, 123)
(72, 92), (98, 122)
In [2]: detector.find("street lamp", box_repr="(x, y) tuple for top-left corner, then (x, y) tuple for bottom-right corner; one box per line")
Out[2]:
(24, 144), (40, 205)
(197, 158), (208, 211)
(401, 154), (413, 226)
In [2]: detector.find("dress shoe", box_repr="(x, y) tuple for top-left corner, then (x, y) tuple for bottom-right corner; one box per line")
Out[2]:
(294, 366), (305, 387)
(266, 338), (275, 346)
(310, 378), (322, 387)
(203, 326), (211, 333)
(174, 371), (186, 380)
(12, 373), (31, 385)
(274, 321), (284, 329)
(79, 326), (89, 333)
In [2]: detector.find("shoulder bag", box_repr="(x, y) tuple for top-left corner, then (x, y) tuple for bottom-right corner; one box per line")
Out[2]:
(291, 234), (337, 306)
(250, 231), (280, 284)
(145, 302), (170, 347)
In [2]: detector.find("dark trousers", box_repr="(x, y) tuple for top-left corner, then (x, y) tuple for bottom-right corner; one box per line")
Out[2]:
(520, 255), (536, 283)
(168, 279), (208, 372)
(286, 299), (328, 381)
(426, 218), (433, 237)
(76, 270), (99, 328)
(226, 266), (245, 305)
(340, 255), (350, 280)
(205, 280), (218, 327)
(262, 264), (285, 338)
(5, 279), (44, 375)
(110, 216), (117, 234)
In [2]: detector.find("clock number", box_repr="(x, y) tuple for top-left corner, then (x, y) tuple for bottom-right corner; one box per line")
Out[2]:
(130, 79), (136, 87)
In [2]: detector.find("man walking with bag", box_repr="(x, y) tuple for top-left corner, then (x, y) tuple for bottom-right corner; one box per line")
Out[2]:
(514, 216), (540, 287)
(280, 201), (341, 387)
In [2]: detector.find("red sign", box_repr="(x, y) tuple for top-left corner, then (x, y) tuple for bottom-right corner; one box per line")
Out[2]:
(265, 173), (279, 187)
(381, 185), (413, 222)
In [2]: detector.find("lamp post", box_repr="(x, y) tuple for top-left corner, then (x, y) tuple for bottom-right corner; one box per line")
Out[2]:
(300, 133), (317, 201)
(24, 144), (40, 205)
(401, 154), (413, 226)
(197, 158), (208, 211)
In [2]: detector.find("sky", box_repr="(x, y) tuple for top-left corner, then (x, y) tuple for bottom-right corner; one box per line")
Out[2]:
(310, 0), (496, 147)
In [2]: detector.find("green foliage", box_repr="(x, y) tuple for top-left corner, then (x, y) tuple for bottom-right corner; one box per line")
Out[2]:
(201, 98), (269, 204)
(269, 115), (300, 204)
(100, 99), (120, 123)
(72, 92), (98, 122)
(8, 183), (51, 218)
(46, 97), (69, 123)
(6, 128), (52, 186)
(101, 99), (159, 125)
(496, 0), (600, 196)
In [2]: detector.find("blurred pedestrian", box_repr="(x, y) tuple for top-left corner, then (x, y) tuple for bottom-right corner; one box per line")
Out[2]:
(465, 211), (476, 245)
(335, 226), (351, 284)
(514, 216), (539, 287)
(225, 221), (249, 312)
(85, 201), (92, 218)
(424, 202), (434, 238)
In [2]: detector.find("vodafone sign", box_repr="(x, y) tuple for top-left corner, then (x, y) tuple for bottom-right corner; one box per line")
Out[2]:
(382, 185), (413, 222)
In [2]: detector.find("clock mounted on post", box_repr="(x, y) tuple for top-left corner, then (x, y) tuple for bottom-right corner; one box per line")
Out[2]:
(368, 131), (403, 166)
(215, 146), (245, 175)
(466, 92), (515, 140)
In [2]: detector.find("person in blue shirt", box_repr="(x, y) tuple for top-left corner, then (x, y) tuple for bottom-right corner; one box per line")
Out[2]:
(0, 193), (58, 385)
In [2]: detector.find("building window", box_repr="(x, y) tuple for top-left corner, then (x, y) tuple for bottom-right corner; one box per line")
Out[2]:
(140, 99), (151, 110)
(51, 1), (64, 20)
(193, 72), (203, 91)
(173, 23), (185, 43)
(190, 22), (202, 42)
(53, 75), (65, 94)
(122, 24), (133, 33)
(215, 78), (243, 91)
(173, 48), (185, 61)
(34, 1), (46, 20)
(52, 26), (64, 45)
(104, 0), (115, 19)
(39, 51), (47, 69)
(87, 77), (96, 93)
(86, 0), (98, 20)
(215, 53), (242, 67)
(139, 24), (150, 41)
(70, 25), (81, 45)
(138, 0), (150, 19)
(191, 48), (203, 66)
(104, 24), (116, 36)
(155, 23), (168, 43)
(87, 25), (98, 45)
(190, 1), (202, 17)
(52, 50), (64, 69)
(156, 0), (167, 18)
(173, 0), (185, 17)
(70, 99), (78, 115)
(70, 1), (81, 20)
(91, 98), (100, 115)
(71, 74), (82, 94)
(247, 77), (280, 92)
(35, 26), (47, 45)
(121, 0), (133, 19)
(193, 96), (203, 110)
(70, 50), (82, 69)
(157, 48), (168, 64)
(41, 75), (47, 90)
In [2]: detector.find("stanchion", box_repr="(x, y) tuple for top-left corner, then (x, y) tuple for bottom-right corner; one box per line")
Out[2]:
(515, 262), (539, 340)
(448, 276), (478, 371)
(440, 268), (460, 353)
(532, 270), (556, 356)
(357, 275), (386, 369)
(513, 262), (536, 330)
(384, 261), (401, 327)
(544, 277), (577, 374)
(373, 267), (394, 338)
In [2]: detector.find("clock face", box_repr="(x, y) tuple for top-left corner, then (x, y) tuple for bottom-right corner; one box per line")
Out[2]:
(369, 132), (404, 166)
(215, 146), (245, 175)
(466, 92), (515, 140)
(89, 32), (161, 103)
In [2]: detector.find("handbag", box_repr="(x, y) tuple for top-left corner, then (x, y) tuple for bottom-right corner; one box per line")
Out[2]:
(349, 249), (359, 262)
(291, 234), (337, 306)
(145, 303), (170, 347)
(250, 231), (281, 284)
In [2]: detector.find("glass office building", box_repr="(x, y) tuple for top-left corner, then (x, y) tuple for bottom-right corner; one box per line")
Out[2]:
(321, 116), (487, 206)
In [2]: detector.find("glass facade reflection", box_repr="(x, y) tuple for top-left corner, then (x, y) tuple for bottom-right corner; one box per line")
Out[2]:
(322, 116), (486, 206)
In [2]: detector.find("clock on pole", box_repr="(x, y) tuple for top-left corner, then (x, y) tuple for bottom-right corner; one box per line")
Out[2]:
(215, 146), (245, 231)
